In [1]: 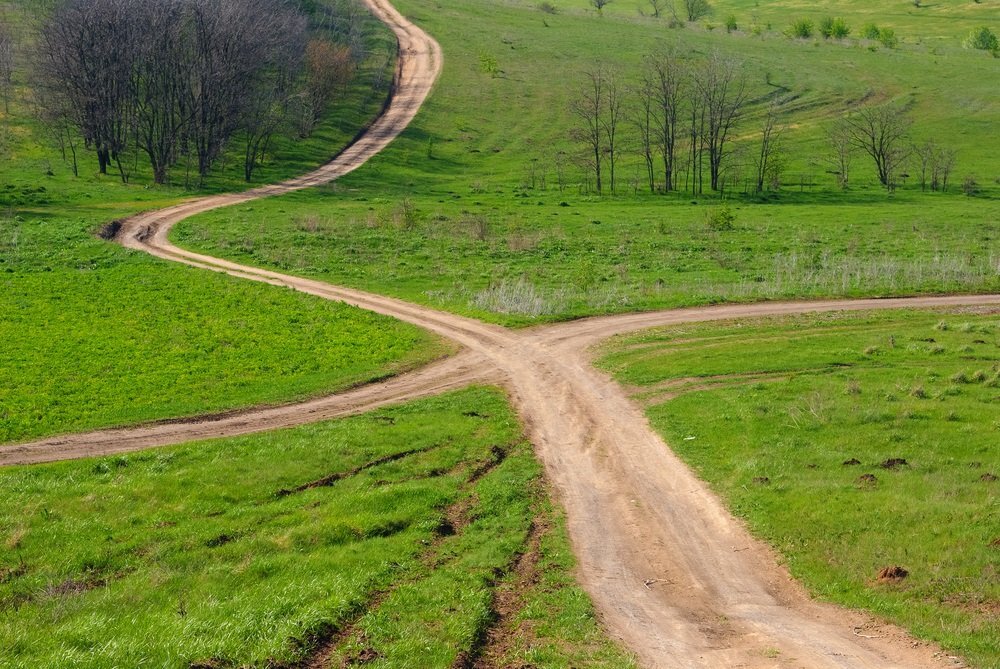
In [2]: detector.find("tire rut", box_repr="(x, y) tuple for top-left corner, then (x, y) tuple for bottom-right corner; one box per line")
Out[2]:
(5, 0), (999, 666)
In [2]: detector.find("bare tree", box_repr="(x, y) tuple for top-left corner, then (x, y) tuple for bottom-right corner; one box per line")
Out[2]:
(932, 146), (956, 192)
(0, 21), (14, 114)
(591, 0), (612, 13)
(37, 0), (139, 179)
(644, 0), (670, 18)
(754, 99), (784, 193)
(603, 69), (624, 194)
(696, 53), (748, 192)
(843, 104), (911, 192)
(295, 39), (355, 138)
(570, 69), (606, 193)
(682, 0), (711, 21)
(633, 78), (657, 192)
(242, 10), (306, 181)
(912, 140), (935, 192)
(647, 49), (684, 192)
(826, 121), (853, 190)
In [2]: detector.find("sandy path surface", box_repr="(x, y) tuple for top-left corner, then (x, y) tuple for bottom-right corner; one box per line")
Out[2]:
(7, 0), (999, 666)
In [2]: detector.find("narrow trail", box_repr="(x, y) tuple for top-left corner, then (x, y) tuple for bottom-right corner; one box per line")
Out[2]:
(6, 0), (999, 666)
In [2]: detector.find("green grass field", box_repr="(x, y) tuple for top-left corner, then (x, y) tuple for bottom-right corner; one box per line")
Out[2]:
(596, 309), (1000, 668)
(172, 0), (1000, 324)
(0, 387), (637, 668)
(0, 1), (453, 444)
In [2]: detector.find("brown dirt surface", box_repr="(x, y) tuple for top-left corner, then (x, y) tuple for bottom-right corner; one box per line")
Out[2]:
(880, 458), (909, 469)
(4, 0), (1000, 666)
(843, 458), (862, 466)
(877, 566), (910, 582)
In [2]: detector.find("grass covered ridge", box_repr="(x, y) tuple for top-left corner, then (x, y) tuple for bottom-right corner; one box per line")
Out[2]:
(0, 387), (637, 668)
(597, 309), (1000, 667)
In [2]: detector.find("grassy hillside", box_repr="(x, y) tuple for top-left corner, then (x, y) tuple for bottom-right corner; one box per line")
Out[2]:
(174, 0), (1000, 324)
(596, 309), (1000, 668)
(0, 388), (637, 668)
(0, 0), (449, 444)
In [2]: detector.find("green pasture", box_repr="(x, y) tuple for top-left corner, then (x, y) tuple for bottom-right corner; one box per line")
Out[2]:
(0, 388), (637, 668)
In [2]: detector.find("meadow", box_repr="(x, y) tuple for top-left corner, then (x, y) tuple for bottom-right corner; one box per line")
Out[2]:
(596, 309), (1000, 667)
(173, 0), (1000, 325)
(0, 0), (449, 444)
(0, 387), (637, 668)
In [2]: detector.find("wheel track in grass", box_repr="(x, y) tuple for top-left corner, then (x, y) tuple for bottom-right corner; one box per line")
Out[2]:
(5, 0), (1000, 665)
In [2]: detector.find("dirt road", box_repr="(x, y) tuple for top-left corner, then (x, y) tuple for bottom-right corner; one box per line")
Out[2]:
(6, 0), (998, 666)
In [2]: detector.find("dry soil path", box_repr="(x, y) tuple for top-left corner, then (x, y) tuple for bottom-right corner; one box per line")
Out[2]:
(6, 0), (1000, 666)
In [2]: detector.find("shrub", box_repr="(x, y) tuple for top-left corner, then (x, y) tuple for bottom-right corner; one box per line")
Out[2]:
(964, 26), (999, 53)
(706, 206), (736, 231)
(862, 23), (881, 40)
(788, 18), (815, 39)
(538, 1), (558, 13)
(725, 14), (738, 32)
(962, 176), (981, 196)
(819, 17), (834, 38)
(879, 27), (898, 48)
(830, 18), (851, 39)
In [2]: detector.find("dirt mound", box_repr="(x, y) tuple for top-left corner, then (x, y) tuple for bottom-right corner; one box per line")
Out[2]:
(980, 473), (998, 482)
(842, 458), (861, 466)
(752, 476), (770, 485)
(857, 473), (878, 485)
(879, 458), (908, 469)
(990, 537), (1000, 549)
(877, 566), (909, 582)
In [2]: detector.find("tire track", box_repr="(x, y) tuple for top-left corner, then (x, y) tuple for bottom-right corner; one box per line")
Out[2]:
(6, 0), (1000, 666)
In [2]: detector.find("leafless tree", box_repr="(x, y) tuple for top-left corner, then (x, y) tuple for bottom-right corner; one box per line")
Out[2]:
(647, 49), (684, 191)
(295, 39), (355, 138)
(0, 20), (14, 114)
(603, 69), (624, 194)
(37, 0), (139, 179)
(696, 53), (748, 192)
(932, 146), (956, 192)
(754, 99), (784, 192)
(843, 104), (911, 192)
(633, 78), (657, 192)
(826, 121), (853, 190)
(570, 69), (606, 193)
(681, 0), (711, 21)
(241, 6), (306, 180)
(913, 140), (934, 192)
(644, 0), (670, 18)
(591, 0), (612, 13)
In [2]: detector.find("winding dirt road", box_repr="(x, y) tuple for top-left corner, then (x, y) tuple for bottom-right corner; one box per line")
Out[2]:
(6, 0), (999, 666)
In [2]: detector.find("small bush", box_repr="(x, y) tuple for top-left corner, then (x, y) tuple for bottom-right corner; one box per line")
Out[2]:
(478, 52), (499, 76)
(830, 18), (850, 39)
(862, 23), (881, 40)
(962, 176), (981, 196)
(725, 15), (738, 32)
(879, 28), (898, 48)
(705, 206), (736, 231)
(964, 26), (999, 53)
(788, 18), (815, 39)
(538, 1), (558, 13)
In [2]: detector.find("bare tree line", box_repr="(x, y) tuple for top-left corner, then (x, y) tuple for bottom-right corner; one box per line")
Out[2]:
(33, 0), (357, 185)
(573, 50), (751, 196)
(570, 51), (958, 196)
